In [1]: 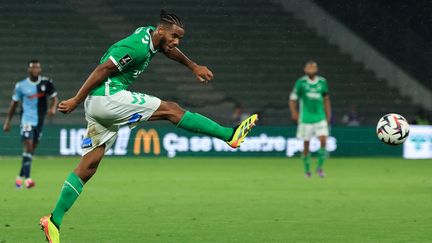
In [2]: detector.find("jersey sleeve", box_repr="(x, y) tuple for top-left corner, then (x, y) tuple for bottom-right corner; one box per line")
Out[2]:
(12, 83), (22, 101)
(108, 45), (144, 72)
(289, 80), (302, 101)
(46, 79), (57, 98)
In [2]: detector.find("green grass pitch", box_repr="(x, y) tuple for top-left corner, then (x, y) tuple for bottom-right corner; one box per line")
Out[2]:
(0, 157), (431, 242)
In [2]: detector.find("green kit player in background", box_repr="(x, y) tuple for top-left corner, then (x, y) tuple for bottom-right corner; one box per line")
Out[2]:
(40, 10), (258, 243)
(289, 60), (331, 178)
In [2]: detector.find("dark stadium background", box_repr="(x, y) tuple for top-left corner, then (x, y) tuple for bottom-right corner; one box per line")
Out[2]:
(1, 0), (430, 127)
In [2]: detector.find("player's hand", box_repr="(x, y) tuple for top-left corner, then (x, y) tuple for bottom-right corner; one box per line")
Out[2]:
(3, 121), (10, 133)
(58, 97), (79, 114)
(192, 65), (213, 83)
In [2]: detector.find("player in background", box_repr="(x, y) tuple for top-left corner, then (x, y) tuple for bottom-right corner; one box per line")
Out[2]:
(40, 10), (258, 242)
(3, 60), (58, 188)
(289, 61), (331, 178)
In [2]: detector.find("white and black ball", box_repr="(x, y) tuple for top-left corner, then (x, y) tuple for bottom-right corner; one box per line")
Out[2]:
(376, 113), (410, 145)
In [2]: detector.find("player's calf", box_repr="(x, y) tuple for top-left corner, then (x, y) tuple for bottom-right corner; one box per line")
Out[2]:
(73, 145), (105, 182)
(43, 145), (105, 235)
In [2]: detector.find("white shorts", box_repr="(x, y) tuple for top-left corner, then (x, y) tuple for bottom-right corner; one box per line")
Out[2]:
(82, 90), (161, 156)
(296, 120), (329, 141)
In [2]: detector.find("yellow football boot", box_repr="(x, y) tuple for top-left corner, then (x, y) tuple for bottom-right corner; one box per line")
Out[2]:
(227, 114), (258, 148)
(40, 215), (60, 243)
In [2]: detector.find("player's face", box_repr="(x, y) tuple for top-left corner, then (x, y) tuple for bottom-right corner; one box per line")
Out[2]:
(28, 62), (42, 77)
(160, 24), (184, 53)
(304, 63), (318, 77)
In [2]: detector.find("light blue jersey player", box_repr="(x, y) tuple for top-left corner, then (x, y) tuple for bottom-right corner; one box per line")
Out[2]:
(3, 60), (58, 189)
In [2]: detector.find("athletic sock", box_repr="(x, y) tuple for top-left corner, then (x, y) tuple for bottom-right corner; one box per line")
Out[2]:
(20, 152), (32, 178)
(177, 111), (234, 141)
(51, 172), (84, 228)
(302, 154), (312, 173)
(317, 147), (326, 169)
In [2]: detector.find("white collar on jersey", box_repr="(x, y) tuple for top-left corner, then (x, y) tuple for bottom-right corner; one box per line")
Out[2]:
(26, 76), (41, 85)
(147, 28), (158, 53)
(306, 76), (318, 84)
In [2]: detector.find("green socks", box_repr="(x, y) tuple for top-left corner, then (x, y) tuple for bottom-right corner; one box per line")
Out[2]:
(51, 172), (84, 228)
(302, 148), (326, 174)
(317, 147), (326, 169)
(177, 111), (234, 141)
(302, 154), (312, 173)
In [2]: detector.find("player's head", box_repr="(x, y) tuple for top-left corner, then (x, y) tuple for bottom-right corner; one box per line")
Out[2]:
(156, 9), (185, 53)
(28, 59), (41, 78)
(304, 60), (318, 77)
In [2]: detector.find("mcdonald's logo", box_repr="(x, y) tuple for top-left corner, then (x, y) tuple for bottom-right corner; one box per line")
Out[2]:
(133, 128), (161, 155)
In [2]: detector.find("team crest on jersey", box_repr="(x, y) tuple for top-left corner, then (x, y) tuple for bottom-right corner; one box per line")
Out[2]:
(119, 54), (132, 66)
(41, 85), (46, 91)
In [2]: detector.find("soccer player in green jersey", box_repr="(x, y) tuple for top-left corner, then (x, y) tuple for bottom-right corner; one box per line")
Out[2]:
(40, 10), (257, 242)
(289, 61), (331, 178)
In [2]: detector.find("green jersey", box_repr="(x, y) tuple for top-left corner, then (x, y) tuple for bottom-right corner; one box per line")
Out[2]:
(290, 75), (329, 123)
(90, 26), (158, 96)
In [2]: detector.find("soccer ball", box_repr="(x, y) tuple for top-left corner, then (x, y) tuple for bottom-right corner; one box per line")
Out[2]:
(376, 113), (410, 145)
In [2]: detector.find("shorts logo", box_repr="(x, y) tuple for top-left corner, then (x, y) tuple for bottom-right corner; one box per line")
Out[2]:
(127, 113), (143, 124)
(82, 138), (93, 149)
(131, 92), (146, 105)
(119, 54), (132, 66)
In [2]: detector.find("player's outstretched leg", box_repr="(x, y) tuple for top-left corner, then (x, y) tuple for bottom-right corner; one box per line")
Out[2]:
(40, 145), (105, 243)
(317, 136), (327, 178)
(303, 141), (312, 178)
(150, 101), (258, 148)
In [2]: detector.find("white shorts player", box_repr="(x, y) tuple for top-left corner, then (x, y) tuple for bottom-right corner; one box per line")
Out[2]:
(296, 120), (329, 141)
(82, 90), (161, 155)
(289, 61), (332, 178)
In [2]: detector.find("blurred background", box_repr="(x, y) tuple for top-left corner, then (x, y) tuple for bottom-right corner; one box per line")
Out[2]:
(1, 0), (430, 127)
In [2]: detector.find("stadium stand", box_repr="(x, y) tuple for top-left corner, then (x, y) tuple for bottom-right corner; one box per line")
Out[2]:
(0, 1), (112, 124)
(314, 0), (432, 91)
(0, 0), (420, 126)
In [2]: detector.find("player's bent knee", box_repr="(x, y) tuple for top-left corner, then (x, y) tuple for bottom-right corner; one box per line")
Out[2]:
(164, 101), (183, 112)
(160, 101), (185, 122)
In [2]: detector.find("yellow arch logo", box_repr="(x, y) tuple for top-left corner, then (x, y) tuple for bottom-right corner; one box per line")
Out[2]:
(133, 129), (161, 155)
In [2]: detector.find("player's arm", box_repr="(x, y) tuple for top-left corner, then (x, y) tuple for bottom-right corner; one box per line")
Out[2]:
(3, 100), (18, 132)
(289, 81), (301, 123)
(164, 47), (213, 82)
(48, 96), (58, 116)
(323, 80), (331, 123)
(58, 60), (118, 114)
(324, 95), (331, 123)
(289, 99), (299, 123)
(4, 83), (22, 132)
(47, 79), (58, 116)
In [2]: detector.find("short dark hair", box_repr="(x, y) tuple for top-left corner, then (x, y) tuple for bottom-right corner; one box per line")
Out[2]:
(159, 9), (184, 28)
(28, 59), (40, 67)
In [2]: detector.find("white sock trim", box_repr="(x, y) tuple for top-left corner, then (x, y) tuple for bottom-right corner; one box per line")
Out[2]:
(64, 181), (80, 196)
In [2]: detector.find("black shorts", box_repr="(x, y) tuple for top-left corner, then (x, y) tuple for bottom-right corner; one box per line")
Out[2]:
(20, 124), (43, 142)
